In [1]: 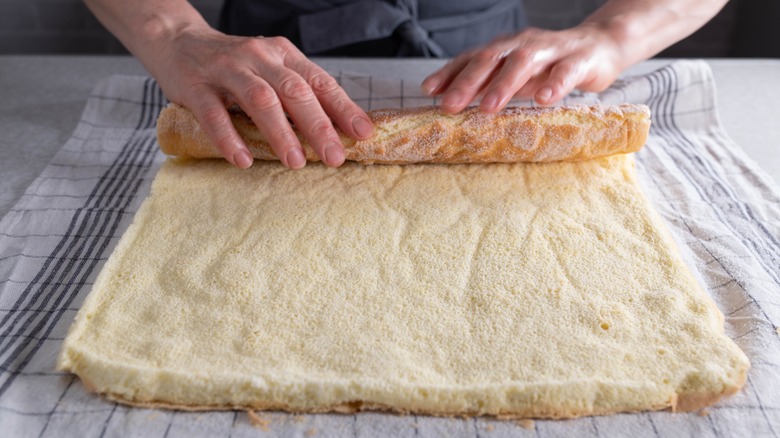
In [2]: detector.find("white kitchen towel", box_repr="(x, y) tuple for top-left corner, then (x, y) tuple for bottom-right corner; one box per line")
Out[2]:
(0, 60), (778, 438)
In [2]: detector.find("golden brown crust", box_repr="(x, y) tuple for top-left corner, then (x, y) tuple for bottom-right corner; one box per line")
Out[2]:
(156, 104), (651, 165)
(68, 351), (747, 418)
(68, 367), (745, 420)
(673, 366), (749, 413)
(98, 389), (673, 420)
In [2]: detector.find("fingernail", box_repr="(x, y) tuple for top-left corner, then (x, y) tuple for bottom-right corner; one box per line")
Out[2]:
(442, 92), (462, 109)
(481, 92), (500, 112)
(286, 148), (306, 169)
(352, 117), (373, 138)
(324, 143), (345, 167)
(421, 77), (441, 95)
(233, 150), (253, 168)
(536, 87), (553, 102)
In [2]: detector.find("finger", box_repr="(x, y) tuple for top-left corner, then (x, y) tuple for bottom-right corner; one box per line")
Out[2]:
(185, 90), (253, 169)
(420, 54), (472, 96)
(228, 73), (307, 169)
(285, 55), (373, 141)
(262, 65), (346, 167)
(514, 72), (550, 100)
(440, 51), (509, 114)
(426, 44), (514, 101)
(478, 49), (541, 113)
(534, 60), (585, 105)
(466, 64), (503, 103)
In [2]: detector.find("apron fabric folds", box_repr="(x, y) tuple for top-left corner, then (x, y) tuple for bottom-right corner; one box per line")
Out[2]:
(219, 0), (528, 57)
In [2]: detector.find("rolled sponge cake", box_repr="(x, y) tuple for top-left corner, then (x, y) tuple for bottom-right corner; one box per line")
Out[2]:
(156, 103), (651, 164)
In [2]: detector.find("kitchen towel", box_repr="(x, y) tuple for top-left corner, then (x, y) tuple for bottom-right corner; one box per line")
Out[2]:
(0, 60), (778, 437)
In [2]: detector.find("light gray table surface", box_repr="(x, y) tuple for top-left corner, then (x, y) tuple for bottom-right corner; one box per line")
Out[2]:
(1, 56), (779, 220)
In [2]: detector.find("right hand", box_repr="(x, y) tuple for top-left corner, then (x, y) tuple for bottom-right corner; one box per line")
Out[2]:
(422, 25), (625, 113)
(147, 26), (374, 169)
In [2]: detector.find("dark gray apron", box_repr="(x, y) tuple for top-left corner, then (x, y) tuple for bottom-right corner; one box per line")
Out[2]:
(219, 0), (527, 57)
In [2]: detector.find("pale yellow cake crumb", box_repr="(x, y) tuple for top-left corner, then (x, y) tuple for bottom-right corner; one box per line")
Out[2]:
(517, 419), (535, 430)
(247, 411), (269, 431)
(58, 156), (749, 418)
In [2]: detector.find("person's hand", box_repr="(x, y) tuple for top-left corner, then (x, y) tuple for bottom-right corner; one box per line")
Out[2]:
(148, 26), (374, 169)
(421, 24), (627, 113)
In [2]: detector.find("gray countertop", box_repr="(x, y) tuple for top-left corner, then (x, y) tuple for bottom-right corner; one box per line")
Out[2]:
(1, 56), (779, 219)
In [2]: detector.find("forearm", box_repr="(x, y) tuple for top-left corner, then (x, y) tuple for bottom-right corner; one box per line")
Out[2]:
(582, 0), (728, 68)
(84, 0), (210, 67)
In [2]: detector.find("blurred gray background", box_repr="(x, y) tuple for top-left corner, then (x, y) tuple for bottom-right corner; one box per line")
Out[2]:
(0, 0), (777, 57)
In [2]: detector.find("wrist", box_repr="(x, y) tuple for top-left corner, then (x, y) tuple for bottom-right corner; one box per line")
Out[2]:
(118, 3), (210, 63)
(576, 16), (638, 72)
(132, 12), (217, 84)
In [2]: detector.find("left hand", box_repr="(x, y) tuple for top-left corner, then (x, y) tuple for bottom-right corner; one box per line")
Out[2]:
(421, 24), (626, 113)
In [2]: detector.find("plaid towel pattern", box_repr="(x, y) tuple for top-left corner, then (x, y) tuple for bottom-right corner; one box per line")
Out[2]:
(0, 60), (778, 437)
